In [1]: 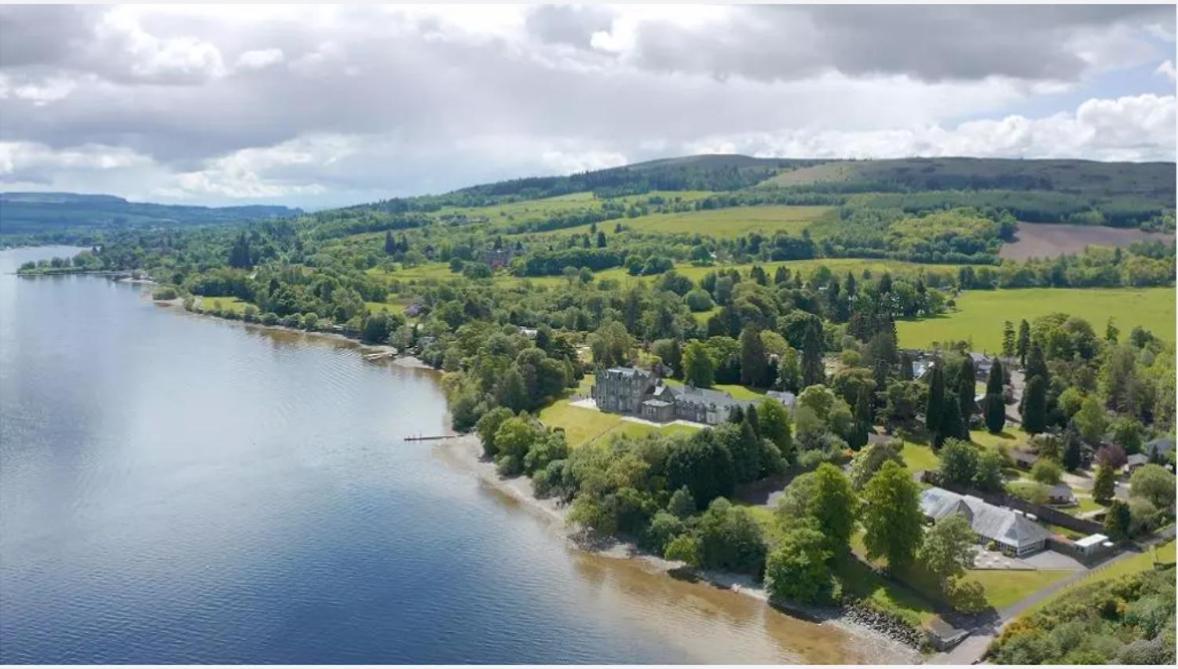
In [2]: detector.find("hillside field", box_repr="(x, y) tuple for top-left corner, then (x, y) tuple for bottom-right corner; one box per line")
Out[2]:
(897, 287), (1176, 352)
(551, 205), (831, 238)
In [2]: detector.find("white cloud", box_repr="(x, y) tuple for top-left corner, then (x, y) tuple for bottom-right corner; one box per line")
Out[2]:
(0, 4), (1173, 206)
(235, 48), (284, 71)
(684, 94), (1176, 162)
(0, 141), (153, 176)
(1157, 59), (1177, 82)
(93, 7), (227, 83)
(0, 74), (77, 105)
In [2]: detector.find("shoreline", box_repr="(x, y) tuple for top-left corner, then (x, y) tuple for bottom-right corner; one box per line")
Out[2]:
(148, 277), (924, 662)
(433, 434), (926, 663)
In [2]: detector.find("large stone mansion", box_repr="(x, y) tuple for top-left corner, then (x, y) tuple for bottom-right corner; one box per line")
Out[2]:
(591, 367), (795, 426)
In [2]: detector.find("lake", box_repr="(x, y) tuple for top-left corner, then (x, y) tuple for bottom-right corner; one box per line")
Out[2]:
(0, 246), (911, 664)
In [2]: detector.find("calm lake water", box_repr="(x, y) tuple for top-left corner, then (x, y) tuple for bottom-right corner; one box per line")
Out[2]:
(0, 246), (907, 664)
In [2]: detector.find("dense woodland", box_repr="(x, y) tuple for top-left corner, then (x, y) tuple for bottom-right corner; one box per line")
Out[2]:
(9, 155), (1177, 650)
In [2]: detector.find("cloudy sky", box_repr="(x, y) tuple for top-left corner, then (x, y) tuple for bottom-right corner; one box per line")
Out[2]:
(0, 3), (1175, 209)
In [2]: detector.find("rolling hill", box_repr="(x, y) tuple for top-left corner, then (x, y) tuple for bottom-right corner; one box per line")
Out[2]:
(0, 192), (301, 236)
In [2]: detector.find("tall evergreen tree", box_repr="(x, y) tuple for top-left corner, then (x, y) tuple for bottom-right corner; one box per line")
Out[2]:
(957, 355), (976, 423)
(1022, 374), (1049, 434)
(1093, 464), (1116, 504)
(801, 321), (825, 388)
(1025, 343), (1048, 382)
(1062, 422), (1083, 471)
(384, 230), (395, 255)
(925, 363), (945, 439)
(740, 326), (769, 388)
(983, 358), (1006, 434)
(1001, 321), (1015, 358)
(937, 394), (966, 447)
(1016, 320), (1031, 366)
(849, 386), (873, 451)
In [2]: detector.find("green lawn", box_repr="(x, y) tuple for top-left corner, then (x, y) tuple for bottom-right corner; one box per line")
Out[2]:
(900, 441), (939, 472)
(364, 300), (408, 315)
(537, 377), (700, 449)
(960, 569), (1072, 610)
(198, 296), (251, 314)
(898, 287), (1176, 352)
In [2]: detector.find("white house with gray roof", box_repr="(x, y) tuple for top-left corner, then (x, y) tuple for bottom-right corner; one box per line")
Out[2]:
(920, 487), (1051, 557)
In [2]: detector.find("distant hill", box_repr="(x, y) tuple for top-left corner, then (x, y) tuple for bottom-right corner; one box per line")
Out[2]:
(0, 192), (301, 236)
(367, 154), (1175, 210)
(762, 157), (1177, 198)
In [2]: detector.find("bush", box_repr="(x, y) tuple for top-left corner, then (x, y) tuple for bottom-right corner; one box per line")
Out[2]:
(151, 285), (179, 300)
(1031, 459), (1062, 485)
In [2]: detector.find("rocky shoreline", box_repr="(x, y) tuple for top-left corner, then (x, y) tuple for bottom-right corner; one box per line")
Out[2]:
(434, 434), (927, 662)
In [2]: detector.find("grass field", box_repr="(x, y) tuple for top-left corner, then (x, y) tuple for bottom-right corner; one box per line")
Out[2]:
(898, 287), (1176, 352)
(198, 296), (250, 314)
(583, 205), (832, 239)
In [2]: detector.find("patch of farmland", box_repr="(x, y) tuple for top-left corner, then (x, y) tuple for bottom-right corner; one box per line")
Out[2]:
(897, 287), (1176, 353)
(999, 222), (1174, 260)
(611, 205), (831, 238)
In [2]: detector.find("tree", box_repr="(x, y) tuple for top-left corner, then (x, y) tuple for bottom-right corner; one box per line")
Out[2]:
(666, 431), (735, 509)
(493, 415), (541, 475)
(983, 358), (1006, 434)
(1016, 319), (1031, 366)
(1129, 464), (1175, 510)
(683, 340), (715, 388)
(974, 450), (1005, 492)
(917, 514), (977, 588)
(1062, 423), (1083, 472)
(848, 385), (873, 451)
(1092, 465), (1116, 504)
(1031, 459), (1062, 485)
(939, 439), (979, 486)
(765, 525), (832, 604)
(1025, 343), (1048, 382)
(801, 320), (825, 388)
(937, 391), (967, 446)
(810, 464), (858, 555)
(667, 486), (696, 519)
(496, 366), (528, 413)
(1104, 500), (1132, 540)
(475, 407), (514, 458)
(1001, 321), (1016, 358)
(925, 363), (945, 439)
(1095, 444), (1127, 469)
(1073, 397), (1108, 445)
(1021, 375), (1048, 434)
(739, 325), (769, 387)
(777, 346), (802, 392)
(861, 461), (924, 569)
(756, 398), (793, 459)
(848, 439), (903, 489)
(696, 499), (768, 575)
(663, 534), (701, 567)
(956, 355), (976, 423)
